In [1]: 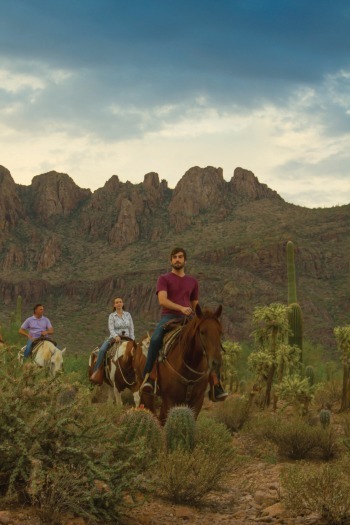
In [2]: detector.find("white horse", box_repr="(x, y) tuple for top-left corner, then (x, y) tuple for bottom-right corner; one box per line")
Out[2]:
(19, 339), (66, 375)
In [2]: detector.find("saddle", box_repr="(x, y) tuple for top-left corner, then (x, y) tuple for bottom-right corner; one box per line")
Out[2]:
(90, 337), (135, 386)
(30, 336), (57, 355)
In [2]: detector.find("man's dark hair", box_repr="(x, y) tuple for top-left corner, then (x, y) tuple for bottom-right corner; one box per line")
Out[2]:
(33, 303), (43, 313)
(170, 247), (187, 260)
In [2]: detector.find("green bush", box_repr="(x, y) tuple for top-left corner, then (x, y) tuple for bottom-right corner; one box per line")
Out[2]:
(281, 460), (350, 524)
(211, 396), (251, 432)
(155, 415), (235, 504)
(259, 415), (331, 460)
(0, 348), (140, 524)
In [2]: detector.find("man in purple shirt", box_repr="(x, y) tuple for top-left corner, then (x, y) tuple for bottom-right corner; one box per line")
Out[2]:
(19, 304), (54, 358)
(142, 247), (227, 400)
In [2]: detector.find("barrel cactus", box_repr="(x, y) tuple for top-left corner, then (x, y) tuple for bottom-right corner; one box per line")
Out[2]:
(118, 407), (163, 453)
(164, 406), (196, 453)
(320, 408), (331, 429)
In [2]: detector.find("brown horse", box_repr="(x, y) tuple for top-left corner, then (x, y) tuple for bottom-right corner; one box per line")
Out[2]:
(88, 339), (140, 405)
(139, 304), (223, 423)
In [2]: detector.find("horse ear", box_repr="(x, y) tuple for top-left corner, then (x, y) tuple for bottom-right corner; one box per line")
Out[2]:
(61, 348), (66, 354)
(195, 304), (203, 318)
(214, 305), (222, 318)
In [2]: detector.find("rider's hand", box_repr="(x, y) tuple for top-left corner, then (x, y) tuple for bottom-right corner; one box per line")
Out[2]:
(181, 306), (193, 316)
(115, 336), (121, 343)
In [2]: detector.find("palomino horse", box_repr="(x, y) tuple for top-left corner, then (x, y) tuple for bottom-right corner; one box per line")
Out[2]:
(88, 339), (140, 406)
(19, 339), (65, 375)
(139, 304), (223, 423)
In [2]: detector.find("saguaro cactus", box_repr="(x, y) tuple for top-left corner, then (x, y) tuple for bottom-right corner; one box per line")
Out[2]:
(334, 325), (350, 411)
(320, 408), (331, 428)
(286, 241), (303, 359)
(305, 365), (315, 386)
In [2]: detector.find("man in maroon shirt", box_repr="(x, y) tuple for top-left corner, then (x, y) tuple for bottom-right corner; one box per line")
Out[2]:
(142, 247), (227, 400)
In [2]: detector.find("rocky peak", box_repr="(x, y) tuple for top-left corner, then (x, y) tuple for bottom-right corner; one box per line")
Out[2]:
(143, 172), (160, 189)
(169, 166), (225, 231)
(230, 167), (282, 201)
(0, 165), (24, 232)
(31, 171), (91, 220)
(108, 198), (140, 248)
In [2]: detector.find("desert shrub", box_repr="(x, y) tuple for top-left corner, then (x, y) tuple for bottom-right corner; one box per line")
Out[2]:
(259, 415), (327, 459)
(155, 416), (235, 504)
(156, 447), (217, 503)
(195, 413), (235, 464)
(313, 379), (342, 410)
(281, 460), (350, 524)
(315, 427), (339, 460)
(0, 349), (140, 524)
(211, 395), (251, 432)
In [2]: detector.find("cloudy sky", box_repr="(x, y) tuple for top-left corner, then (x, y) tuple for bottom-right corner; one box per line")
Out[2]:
(0, 0), (349, 208)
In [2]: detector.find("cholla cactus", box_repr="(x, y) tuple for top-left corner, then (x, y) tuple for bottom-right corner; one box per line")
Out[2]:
(221, 340), (241, 392)
(164, 406), (196, 453)
(274, 374), (315, 414)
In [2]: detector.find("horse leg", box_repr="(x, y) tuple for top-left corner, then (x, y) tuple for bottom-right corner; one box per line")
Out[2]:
(140, 390), (155, 414)
(133, 390), (140, 407)
(159, 400), (171, 425)
(113, 385), (123, 405)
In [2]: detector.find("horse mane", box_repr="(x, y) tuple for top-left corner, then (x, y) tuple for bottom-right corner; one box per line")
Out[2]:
(179, 309), (222, 350)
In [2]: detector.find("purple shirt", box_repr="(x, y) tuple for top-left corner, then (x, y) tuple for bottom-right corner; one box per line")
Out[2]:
(21, 315), (52, 340)
(156, 272), (199, 315)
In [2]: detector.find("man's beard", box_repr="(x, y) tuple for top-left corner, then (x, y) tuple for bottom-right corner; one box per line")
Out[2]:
(171, 262), (185, 270)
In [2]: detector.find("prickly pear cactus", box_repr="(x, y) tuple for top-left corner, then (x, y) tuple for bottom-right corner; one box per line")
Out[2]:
(164, 406), (196, 452)
(118, 407), (163, 453)
(320, 408), (331, 428)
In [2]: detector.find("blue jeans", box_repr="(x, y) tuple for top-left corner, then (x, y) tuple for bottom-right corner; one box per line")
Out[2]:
(24, 339), (33, 358)
(143, 315), (183, 376)
(94, 338), (113, 371)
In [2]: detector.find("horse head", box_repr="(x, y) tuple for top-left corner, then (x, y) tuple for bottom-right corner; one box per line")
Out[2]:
(194, 304), (223, 373)
(34, 342), (65, 375)
(50, 347), (65, 375)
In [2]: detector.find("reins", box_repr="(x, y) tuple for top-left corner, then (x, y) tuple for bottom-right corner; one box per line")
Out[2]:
(112, 343), (136, 387)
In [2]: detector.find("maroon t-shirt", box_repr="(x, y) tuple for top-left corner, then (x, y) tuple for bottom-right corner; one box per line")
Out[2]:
(156, 272), (199, 316)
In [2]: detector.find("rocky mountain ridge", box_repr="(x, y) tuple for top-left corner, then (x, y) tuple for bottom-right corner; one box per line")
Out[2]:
(0, 164), (349, 352)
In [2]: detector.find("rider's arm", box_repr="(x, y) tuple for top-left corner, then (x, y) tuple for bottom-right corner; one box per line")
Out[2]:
(129, 314), (135, 340)
(158, 291), (193, 316)
(18, 328), (32, 339)
(191, 299), (199, 312)
(42, 326), (54, 336)
(108, 313), (119, 339)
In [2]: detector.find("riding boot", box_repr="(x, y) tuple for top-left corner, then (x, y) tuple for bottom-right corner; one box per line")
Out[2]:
(208, 372), (228, 402)
(90, 365), (104, 386)
(141, 364), (157, 394)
